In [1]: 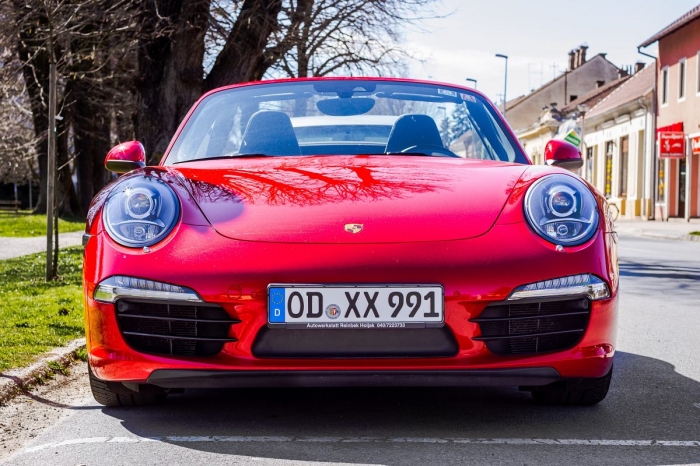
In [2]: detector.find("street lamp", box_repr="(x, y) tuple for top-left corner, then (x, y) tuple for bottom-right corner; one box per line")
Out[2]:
(495, 54), (508, 118)
(465, 78), (477, 89)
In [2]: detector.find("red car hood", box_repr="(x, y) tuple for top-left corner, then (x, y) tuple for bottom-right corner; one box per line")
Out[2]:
(171, 156), (528, 244)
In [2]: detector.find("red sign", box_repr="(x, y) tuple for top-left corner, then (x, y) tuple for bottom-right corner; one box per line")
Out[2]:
(692, 135), (700, 155)
(659, 132), (685, 158)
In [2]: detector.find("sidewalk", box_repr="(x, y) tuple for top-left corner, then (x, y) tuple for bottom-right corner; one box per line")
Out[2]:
(614, 218), (700, 242)
(0, 231), (84, 260)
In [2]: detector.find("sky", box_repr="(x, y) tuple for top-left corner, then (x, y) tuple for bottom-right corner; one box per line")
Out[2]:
(403, 0), (700, 105)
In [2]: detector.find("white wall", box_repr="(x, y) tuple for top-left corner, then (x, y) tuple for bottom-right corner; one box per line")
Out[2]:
(583, 107), (654, 218)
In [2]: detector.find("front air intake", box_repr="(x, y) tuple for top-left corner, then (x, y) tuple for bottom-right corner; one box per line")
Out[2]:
(115, 300), (239, 357)
(471, 297), (590, 355)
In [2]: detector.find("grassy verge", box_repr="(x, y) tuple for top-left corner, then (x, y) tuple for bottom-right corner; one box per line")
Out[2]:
(691, 231), (700, 236)
(0, 211), (85, 237)
(0, 247), (84, 371)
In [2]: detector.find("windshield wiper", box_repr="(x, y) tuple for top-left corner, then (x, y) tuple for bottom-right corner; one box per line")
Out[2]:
(173, 153), (271, 164)
(382, 152), (460, 158)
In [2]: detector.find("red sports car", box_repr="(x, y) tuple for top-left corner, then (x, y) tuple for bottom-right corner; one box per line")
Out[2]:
(83, 78), (618, 407)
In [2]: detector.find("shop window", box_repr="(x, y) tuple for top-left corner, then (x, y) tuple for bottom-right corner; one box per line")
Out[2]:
(586, 146), (594, 184)
(657, 160), (665, 203)
(605, 141), (613, 197)
(619, 136), (628, 197)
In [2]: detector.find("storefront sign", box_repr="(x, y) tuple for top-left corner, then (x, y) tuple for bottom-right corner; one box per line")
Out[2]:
(659, 132), (685, 158)
(691, 135), (700, 155)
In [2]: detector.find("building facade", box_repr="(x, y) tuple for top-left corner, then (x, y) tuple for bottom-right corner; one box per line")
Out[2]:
(640, 5), (700, 220)
(511, 46), (623, 164)
(581, 65), (655, 219)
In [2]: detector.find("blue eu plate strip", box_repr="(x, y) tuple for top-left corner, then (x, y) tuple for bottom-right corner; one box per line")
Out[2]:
(268, 287), (286, 323)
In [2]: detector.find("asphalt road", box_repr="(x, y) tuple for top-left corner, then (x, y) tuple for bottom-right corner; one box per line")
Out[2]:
(4, 234), (700, 465)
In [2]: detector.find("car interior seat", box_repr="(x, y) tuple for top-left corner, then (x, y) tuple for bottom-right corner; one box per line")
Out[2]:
(385, 114), (444, 153)
(239, 111), (301, 156)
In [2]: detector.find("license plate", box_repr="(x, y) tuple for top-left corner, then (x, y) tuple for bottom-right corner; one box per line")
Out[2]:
(267, 285), (444, 329)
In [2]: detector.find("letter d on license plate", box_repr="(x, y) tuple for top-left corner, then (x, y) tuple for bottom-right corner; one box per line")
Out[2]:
(267, 284), (444, 329)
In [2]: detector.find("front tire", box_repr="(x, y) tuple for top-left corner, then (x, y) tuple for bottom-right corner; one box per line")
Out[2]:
(530, 366), (613, 406)
(88, 363), (167, 407)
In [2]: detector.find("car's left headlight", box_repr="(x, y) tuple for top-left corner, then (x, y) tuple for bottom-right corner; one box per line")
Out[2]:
(524, 174), (599, 246)
(103, 177), (180, 247)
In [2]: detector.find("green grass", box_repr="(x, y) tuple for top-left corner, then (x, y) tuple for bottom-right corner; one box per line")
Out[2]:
(691, 231), (700, 236)
(0, 246), (84, 371)
(0, 211), (85, 237)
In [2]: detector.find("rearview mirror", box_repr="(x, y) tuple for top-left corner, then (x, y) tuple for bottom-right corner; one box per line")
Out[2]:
(105, 141), (146, 174)
(316, 98), (375, 116)
(544, 139), (583, 171)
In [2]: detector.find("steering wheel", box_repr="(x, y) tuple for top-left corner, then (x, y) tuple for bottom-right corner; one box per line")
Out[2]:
(400, 144), (460, 158)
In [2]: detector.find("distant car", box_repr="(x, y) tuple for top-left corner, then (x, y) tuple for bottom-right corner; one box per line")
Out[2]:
(83, 77), (618, 407)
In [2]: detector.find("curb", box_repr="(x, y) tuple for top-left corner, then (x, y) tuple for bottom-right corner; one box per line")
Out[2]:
(616, 229), (700, 242)
(0, 338), (86, 406)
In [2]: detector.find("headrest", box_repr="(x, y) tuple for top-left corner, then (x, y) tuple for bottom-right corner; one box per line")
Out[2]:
(239, 111), (301, 156)
(385, 114), (444, 153)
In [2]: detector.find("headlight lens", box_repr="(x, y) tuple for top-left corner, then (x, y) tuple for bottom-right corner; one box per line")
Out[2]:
(103, 177), (180, 247)
(524, 174), (598, 246)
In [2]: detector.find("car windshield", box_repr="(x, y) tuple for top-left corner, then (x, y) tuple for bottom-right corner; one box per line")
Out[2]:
(165, 80), (527, 164)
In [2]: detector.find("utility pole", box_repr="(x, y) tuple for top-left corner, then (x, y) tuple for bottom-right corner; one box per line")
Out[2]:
(46, 62), (56, 281)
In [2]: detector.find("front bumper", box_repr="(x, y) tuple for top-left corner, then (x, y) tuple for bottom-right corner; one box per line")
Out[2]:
(83, 220), (618, 385)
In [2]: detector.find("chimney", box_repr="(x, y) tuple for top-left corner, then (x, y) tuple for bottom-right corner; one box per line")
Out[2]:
(568, 50), (576, 71)
(575, 48), (581, 69)
(634, 61), (645, 73)
(579, 45), (588, 66)
(617, 68), (628, 79)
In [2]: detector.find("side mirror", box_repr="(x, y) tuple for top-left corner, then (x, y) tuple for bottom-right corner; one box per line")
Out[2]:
(544, 139), (583, 171)
(105, 141), (146, 174)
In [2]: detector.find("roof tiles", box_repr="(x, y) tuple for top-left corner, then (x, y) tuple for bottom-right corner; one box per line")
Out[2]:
(585, 65), (654, 120)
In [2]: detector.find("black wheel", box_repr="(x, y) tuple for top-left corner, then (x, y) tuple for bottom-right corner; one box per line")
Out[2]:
(88, 363), (167, 407)
(530, 366), (613, 406)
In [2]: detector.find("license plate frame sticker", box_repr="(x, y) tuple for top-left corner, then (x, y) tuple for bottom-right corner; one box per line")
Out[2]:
(267, 285), (444, 329)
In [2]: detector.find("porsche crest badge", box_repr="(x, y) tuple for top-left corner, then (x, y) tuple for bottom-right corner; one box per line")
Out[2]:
(344, 223), (363, 234)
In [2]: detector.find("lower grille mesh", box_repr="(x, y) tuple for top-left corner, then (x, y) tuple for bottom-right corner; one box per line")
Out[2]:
(472, 297), (590, 355)
(116, 300), (239, 357)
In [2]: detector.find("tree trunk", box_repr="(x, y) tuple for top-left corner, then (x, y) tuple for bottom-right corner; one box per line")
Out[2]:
(134, 0), (210, 164)
(70, 30), (112, 213)
(55, 101), (82, 217)
(203, 0), (284, 91)
(15, 3), (50, 213)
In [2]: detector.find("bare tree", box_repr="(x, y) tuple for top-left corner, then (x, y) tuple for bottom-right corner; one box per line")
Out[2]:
(3, 0), (138, 215)
(0, 0), (440, 215)
(271, 0), (436, 78)
(0, 48), (37, 185)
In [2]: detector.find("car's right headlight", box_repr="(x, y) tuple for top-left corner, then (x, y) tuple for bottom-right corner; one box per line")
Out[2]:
(103, 177), (180, 247)
(524, 174), (599, 246)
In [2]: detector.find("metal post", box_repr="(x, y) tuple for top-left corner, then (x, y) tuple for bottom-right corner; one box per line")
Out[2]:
(495, 54), (508, 118)
(686, 135), (691, 222)
(465, 78), (477, 89)
(46, 63), (56, 281)
(577, 104), (588, 179)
